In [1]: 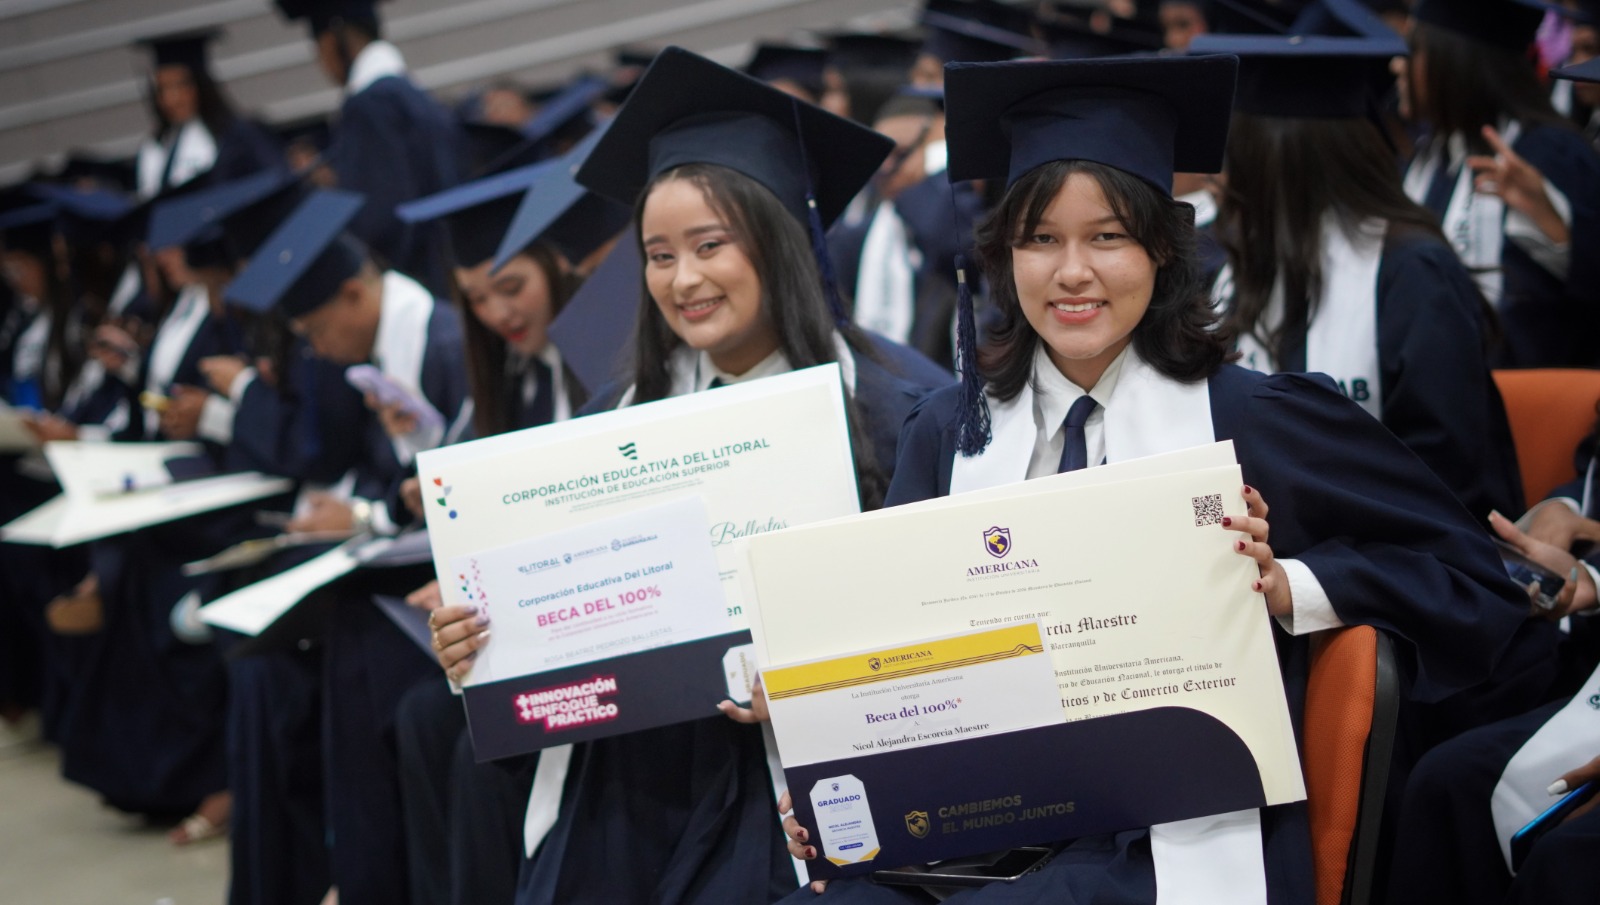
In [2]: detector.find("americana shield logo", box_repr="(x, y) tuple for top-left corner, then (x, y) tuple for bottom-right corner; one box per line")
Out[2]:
(984, 526), (1012, 559)
(905, 810), (930, 838)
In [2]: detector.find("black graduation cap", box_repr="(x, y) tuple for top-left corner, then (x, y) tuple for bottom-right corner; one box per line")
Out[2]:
(1555, 56), (1600, 83)
(824, 33), (924, 75)
(146, 168), (297, 252)
(1411, 0), (1559, 52)
(944, 54), (1238, 193)
(524, 75), (606, 143)
(223, 190), (367, 316)
(274, 0), (385, 34)
(476, 75), (608, 174)
(462, 122), (531, 177)
(493, 123), (631, 271)
(0, 199), (57, 258)
(215, 172), (314, 264)
(1037, 15), (1166, 58)
(139, 28), (221, 71)
(1188, 33), (1403, 117)
(1289, 0), (1399, 38)
(575, 46), (894, 229)
(920, 0), (1048, 64)
(745, 44), (827, 93)
(546, 232), (642, 393)
(26, 182), (136, 247)
(395, 159), (560, 267)
(52, 154), (138, 193)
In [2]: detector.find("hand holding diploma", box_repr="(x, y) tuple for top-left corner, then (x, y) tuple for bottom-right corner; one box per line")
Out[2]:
(1230, 485), (1290, 617)
(429, 603), (489, 682)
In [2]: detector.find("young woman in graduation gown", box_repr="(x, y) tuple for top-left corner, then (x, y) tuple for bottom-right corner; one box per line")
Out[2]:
(776, 53), (1530, 905)
(426, 47), (948, 905)
(1398, 0), (1600, 369)
(136, 30), (281, 199)
(1199, 32), (1523, 523)
(389, 156), (628, 905)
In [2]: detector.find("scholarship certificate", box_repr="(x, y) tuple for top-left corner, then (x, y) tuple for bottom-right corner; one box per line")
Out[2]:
(416, 365), (863, 758)
(745, 461), (1305, 876)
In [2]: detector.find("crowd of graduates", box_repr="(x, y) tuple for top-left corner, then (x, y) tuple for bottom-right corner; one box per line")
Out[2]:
(3, 0), (1600, 903)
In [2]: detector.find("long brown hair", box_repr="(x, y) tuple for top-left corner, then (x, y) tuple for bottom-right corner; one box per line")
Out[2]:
(1407, 21), (1569, 147)
(627, 163), (888, 508)
(1216, 112), (1455, 358)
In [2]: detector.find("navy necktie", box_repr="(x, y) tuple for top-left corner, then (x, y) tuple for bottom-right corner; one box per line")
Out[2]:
(1057, 395), (1099, 474)
(526, 358), (554, 427)
(1421, 157), (1457, 218)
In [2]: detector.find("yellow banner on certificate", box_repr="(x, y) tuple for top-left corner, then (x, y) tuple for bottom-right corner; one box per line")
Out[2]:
(764, 623), (1046, 700)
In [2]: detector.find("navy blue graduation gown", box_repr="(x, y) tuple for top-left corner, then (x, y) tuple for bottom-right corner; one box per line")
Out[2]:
(515, 354), (936, 905)
(798, 365), (1532, 905)
(209, 119), (284, 184)
(327, 77), (463, 296)
(319, 292), (471, 905)
(1270, 233), (1524, 520)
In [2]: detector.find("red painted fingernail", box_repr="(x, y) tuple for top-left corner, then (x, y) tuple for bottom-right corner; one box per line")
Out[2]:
(1253, 580), (1263, 592)
(1243, 485), (1254, 495)
(1236, 540), (1246, 551)
(1221, 516), (1232, 527)
(798, 829), (808, 842)
(806, 847), (817, 859)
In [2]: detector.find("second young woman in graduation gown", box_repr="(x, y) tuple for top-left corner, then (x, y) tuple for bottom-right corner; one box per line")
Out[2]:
(780, 53), (1530, 905)
(1196, 32), (1523, 522)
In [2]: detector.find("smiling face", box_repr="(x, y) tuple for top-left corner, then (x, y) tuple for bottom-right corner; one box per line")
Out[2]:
(1011, 172), (1157, 389)
(456, 253), (557, 357)
(639, 176), (779, 376)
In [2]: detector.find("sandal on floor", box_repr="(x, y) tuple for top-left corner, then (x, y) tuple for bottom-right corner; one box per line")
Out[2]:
(169, 811), (227, 846)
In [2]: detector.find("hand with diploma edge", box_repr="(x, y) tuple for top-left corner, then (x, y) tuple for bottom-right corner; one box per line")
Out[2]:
(1227, 485), (1291, 617)
(717, 677), (769, 724)
(430, 603), (490, 681)
(776, 789), (830, 894)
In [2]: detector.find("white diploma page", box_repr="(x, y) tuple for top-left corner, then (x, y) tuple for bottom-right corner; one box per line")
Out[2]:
(416, 364), (860, 632)
(2, 441), (291, 547)
(456, 497), (726, 684)
(747, 463), (1305, 808)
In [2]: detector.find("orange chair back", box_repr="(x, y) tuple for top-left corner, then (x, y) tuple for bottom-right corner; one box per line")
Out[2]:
(1304, 626), (1379, 905)
(1493, 369), (1600, 505)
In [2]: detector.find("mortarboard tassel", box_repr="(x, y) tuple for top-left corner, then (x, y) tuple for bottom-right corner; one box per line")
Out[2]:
(952, 251), (991, 456)
(792, 101), (851, 326)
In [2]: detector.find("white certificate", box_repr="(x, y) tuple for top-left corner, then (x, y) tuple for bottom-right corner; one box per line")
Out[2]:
(746, 462), (1305, 807)
(416, 365), (861, 633)
(2, 440), (292, 548)
(456, 497), (728, 685)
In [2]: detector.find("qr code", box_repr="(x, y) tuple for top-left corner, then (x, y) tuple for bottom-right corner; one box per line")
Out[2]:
(1192, 493), (1224, 527)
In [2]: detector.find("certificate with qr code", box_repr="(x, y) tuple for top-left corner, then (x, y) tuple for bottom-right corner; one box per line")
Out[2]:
(745, 455), (1306, 811)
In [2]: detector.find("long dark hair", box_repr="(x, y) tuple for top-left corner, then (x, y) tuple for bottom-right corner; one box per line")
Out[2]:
(1408, 21), (1569, 146)
(975, 160), (1229, 402)
(1216, 112), (1458, 357)
(628, 163), (887, 508)
(457, 242), (584, 438)
(146, 64), (239, 141)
